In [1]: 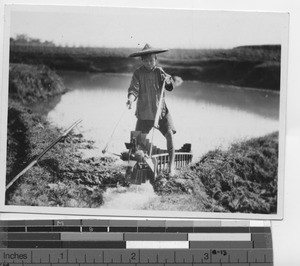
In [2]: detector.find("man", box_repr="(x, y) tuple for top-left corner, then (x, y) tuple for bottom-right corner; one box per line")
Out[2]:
(126, 44), (176, 176)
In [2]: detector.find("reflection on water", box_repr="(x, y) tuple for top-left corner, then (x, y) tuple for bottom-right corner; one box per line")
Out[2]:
(47, 72), (279, 161)
(59, 71), (280, 119)
(32, 94), (63, 117)
(173, 81), (279, 120)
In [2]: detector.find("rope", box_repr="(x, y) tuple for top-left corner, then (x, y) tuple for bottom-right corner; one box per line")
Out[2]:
(102, 107), (128, 154)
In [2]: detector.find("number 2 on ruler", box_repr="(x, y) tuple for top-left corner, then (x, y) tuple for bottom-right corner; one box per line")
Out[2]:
(131, 252), (136, 261)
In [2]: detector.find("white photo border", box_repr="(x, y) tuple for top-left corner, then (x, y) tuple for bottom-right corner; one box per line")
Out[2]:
(0, 1), (289, 220)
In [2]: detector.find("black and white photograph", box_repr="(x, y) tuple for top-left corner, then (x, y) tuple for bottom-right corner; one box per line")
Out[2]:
(0, 4), (288, 219)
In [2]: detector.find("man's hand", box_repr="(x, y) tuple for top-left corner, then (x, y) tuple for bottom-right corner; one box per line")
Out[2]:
(126, 99), (132, 109)
(164, 74), (173, 85)
(126, 94), (135, 109)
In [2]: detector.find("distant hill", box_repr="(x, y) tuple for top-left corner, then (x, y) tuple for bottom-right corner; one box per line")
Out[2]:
(9, 40), (281, 90)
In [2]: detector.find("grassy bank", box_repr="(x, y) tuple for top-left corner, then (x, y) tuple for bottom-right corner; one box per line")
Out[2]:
(6, 63), (127, 207)
(9, 63), (67, 105)
(147, 132), (278, 214)
(7, 63), (67, 179)
(10, 43), (281, 90)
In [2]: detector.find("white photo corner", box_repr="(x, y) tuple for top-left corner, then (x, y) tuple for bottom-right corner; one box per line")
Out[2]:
(0, 4), (289, 220)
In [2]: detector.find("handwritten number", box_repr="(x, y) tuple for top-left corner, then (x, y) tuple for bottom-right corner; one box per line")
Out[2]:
(212, 250), (227, 256)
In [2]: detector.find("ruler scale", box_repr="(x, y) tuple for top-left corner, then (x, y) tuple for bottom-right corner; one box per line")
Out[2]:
(0, 219), (273, 266)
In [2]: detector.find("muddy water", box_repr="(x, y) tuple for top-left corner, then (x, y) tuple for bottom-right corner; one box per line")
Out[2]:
(47, 71), (279, 161)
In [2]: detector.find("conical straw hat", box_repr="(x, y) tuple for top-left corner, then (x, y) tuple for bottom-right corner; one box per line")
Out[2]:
(129, 43), (168, 57)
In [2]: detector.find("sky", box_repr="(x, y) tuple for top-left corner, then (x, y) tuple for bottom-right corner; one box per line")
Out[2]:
(7, 5), (289, 49)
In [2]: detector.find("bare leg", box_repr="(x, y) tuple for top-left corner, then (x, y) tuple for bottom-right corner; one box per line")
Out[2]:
(165, 129), (175, 176)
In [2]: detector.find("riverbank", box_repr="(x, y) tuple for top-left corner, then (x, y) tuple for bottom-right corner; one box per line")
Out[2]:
(10, 43), (281, 90)
(6, 63), (127, 207)
(147, 132), (278, 214)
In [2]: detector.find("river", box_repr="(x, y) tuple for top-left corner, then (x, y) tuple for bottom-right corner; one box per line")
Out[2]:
(46, 71), (279, 162)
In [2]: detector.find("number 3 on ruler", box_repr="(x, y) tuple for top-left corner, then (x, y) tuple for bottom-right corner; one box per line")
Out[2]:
(203, 252), (209, 260)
